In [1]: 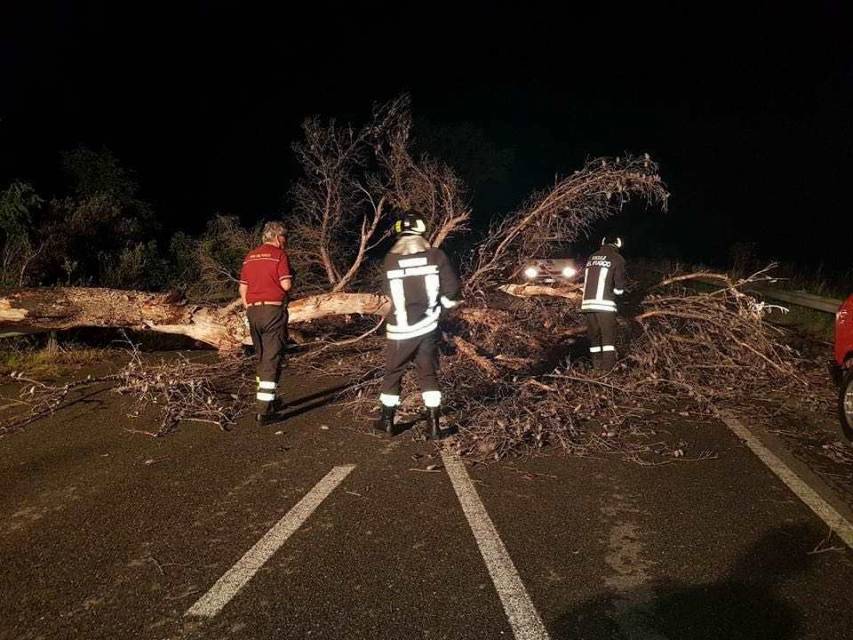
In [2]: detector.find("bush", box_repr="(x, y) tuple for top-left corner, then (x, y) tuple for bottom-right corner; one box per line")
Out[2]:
(0, 181), (44, 287)
(167, 215), (259, 302)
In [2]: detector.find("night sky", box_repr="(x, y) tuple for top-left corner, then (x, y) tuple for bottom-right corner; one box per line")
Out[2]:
(2, 2), (851, 270)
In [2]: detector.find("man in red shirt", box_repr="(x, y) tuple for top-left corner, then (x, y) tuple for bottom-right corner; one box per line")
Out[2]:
(239, 221), (292, 424)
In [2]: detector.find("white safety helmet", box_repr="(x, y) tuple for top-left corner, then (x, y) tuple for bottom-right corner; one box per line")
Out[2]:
(602, 235), (623, 249)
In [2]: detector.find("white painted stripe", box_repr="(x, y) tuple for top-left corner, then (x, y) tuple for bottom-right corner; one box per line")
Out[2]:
(589, 346), (602, 353)
(440, 296), (459, 308)
(256, 392), (275, 402)
(441, 451), (550, 640)
(258, 380), (276, 390)
(601, 345), (616, 352)
(186, 465), (356, 618)
(720, 413), (853, 549)
(581, 304), (618, 312)
(387, 269), (405, 279)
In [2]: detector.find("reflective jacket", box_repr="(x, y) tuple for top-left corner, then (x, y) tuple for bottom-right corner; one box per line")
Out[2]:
(581, 244), (625, 312)
(382, 236), (461, 340)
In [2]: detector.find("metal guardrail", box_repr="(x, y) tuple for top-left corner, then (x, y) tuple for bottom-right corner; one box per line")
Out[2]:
(750, 288), (842, 314)
(690, 276), (843, 314)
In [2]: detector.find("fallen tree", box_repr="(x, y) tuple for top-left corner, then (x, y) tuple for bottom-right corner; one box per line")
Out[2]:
(0, 155), (653, 348)
(0, 285), (573, 347)
(498, 283), (581, 301)
(0, 150), (677, 447)
(0, 287), (390, 349)
(5, 100), (823, 463)
(1, 265), (829, 451)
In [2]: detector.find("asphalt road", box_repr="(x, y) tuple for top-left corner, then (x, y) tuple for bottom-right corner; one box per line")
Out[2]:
(2, 371), (852, 640)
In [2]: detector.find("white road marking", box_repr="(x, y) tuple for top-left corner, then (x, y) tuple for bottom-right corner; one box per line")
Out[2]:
(441, 450), (551, 640)
(186, 464), (356, 618)
(720, 413), (853, 549)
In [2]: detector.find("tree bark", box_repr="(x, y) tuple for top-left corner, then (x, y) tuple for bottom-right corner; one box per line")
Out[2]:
(288, 292), (389, 323)
(0, 287), (390, 351)
(451, 335), (500, 378)
(498, 283), (581, 301)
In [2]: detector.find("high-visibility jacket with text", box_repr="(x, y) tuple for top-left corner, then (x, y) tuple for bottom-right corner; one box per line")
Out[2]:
(581, 244), (625, 313)
(382, 242), (460, 340)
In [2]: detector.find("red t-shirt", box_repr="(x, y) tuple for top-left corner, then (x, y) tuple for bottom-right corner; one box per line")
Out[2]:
(239, 243), (292, 304)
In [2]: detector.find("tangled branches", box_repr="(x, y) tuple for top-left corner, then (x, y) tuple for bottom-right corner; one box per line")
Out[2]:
(0, 266), (826, 465)
(0, 371), (117, 436)
(373, 104), (471, 248)
(0, 348), (257, 437)
(305, 264), (821, 464)
(443, 267), (820, 461)
(114, 350), (255, 436)
(630, 268), (803, 406)
(289, 94), (470, 294)
(466, 155), (669, 293)
(0, 122), (827, 467)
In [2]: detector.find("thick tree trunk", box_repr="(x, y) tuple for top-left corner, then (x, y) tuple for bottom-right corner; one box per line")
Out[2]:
(289, 292), (389, 323)
(0, 287), (390, 351)
(0, 284), (584, 351)
(498, 283), (581, 301)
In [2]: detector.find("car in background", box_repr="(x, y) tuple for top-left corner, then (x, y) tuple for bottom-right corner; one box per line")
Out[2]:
(520, 258), (582, 284)
(518, 245), (585, 285)
(833, 294), (853, 440)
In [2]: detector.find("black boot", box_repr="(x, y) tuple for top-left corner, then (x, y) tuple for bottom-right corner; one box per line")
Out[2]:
(601, 351), (617, 370)
(375, 405), (396, 435)
(256, 412), (279, 426)
(256, 397), (283, 426)
(426, 407), (443, 440)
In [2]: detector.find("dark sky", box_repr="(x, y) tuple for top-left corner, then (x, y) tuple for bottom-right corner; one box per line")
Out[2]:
(1, 1), (851, 270)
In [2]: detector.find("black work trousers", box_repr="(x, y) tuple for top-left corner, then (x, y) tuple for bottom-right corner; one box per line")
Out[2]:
(247, 304), (288, 414)
(584, 311), (617, 370)
(380, 330), (440, 399)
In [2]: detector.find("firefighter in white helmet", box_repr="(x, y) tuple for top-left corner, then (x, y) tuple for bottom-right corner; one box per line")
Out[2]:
(377, 211), (461, 439)
(581, 235), (625, 370)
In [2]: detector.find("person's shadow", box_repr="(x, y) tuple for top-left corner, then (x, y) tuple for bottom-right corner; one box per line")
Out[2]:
(554, 523), (819, 639)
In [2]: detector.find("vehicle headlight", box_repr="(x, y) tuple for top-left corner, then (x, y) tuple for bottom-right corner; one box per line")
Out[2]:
(523, 266), (539, 280)
(562, 266), (577, 278)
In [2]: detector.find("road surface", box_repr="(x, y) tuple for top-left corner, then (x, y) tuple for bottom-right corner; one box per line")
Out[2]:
(2, 372), (852, 639)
